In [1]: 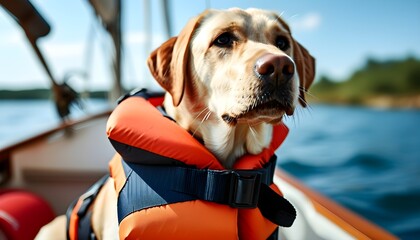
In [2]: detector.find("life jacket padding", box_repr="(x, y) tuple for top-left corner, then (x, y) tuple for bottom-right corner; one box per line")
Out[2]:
(107, 92), (291, 240)
(107, 96), (224, 170)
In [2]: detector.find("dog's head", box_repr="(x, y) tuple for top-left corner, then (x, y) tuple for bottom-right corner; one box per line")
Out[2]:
(148, 8), (315, 128)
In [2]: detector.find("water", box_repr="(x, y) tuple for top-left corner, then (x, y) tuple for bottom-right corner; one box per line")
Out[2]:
(0, 99), (110, 148)
(277, 104), (420, 239)
(1, 101), (419, 239)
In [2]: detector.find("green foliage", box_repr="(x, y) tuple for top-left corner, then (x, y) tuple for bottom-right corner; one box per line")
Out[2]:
(310, 57), (420, 105)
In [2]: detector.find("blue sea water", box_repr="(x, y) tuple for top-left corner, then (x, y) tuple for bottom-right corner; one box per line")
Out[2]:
(0, 99), (110, 148)
(277, 104), (420, 239)
(1, 100), (419, 239)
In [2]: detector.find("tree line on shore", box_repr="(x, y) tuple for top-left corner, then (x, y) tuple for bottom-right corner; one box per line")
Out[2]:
(0, 88), (108, 100)
(309, 56), (420, 107)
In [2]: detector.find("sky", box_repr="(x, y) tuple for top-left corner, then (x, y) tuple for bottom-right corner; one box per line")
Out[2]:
(0, 0), (419, 91)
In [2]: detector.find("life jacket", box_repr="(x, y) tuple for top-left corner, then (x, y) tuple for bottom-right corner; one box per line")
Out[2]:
(67, 89), (296, 240)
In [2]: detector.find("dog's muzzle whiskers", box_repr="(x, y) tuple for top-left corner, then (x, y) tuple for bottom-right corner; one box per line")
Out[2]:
(193, 107), (210, 122)
(192, 108), (212, 137)
(247, 123), (262, 142)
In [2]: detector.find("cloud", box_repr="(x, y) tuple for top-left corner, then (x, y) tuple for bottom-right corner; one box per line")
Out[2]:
(291, 12), (322, 32)
(42, 42), (84, 58)
(126, 32), (148, 44)
(0, 31), (25, 46)
(125, 31), (166, 48)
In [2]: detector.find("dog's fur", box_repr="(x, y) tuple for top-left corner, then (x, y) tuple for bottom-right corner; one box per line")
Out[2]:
(148, 8), (315, 168)
(36, 8), (315, 239)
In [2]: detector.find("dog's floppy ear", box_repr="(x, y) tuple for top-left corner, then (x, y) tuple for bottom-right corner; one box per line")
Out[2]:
(147, 16), (201, 106)
(293, 41), (315, 107)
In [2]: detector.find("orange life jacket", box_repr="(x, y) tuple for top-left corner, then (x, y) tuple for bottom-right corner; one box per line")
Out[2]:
(67, 89), (296, 240)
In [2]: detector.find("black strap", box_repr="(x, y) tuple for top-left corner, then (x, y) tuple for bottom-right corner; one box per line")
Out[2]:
(77, 211), (97, 240)
(267, 228), (279, 240)
(259, 184), (296, 227)
(66, 175), (108, 240)
(117, 88), (164, 104)
(118, 155), (296, 227)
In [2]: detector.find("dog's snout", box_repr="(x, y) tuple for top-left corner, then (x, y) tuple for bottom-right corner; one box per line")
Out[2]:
(254, 54), (295, 82)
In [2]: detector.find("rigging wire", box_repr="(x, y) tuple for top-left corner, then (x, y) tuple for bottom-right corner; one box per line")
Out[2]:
(83, 20), (96, 84)
(121, 37), (140, 90)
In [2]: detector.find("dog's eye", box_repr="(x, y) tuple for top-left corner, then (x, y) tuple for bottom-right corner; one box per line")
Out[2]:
(275, 36), (290, 51)
(214, 32), (234, 47)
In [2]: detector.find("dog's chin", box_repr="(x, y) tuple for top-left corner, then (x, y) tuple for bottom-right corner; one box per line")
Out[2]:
(221, 100), (294, 126)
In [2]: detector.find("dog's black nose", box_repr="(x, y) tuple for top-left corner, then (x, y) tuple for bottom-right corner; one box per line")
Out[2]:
(254, 54), (295, 83)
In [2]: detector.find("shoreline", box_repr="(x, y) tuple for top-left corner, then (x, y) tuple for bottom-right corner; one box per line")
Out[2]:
(309, 95), (420, 109)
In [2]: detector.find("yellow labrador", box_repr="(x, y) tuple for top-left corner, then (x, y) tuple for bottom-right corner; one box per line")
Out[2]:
(36, 8), (315, 239)
(148, 8), (315, 168)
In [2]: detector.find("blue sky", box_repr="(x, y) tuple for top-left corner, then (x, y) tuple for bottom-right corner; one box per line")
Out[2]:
(0, 0), (419, 90)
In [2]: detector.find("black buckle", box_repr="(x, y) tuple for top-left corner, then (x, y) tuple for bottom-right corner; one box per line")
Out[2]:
(228, 170), (262, 208)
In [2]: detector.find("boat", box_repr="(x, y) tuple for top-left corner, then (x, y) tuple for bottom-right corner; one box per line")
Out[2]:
(0, 1), (398, 239)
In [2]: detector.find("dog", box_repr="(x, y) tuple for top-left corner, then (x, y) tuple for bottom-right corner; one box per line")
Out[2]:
(148, 8), (315, 169)
(36, 8), (315, 239)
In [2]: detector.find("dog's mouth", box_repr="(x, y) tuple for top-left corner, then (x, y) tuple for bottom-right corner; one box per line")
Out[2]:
(221, 98), (294, 125)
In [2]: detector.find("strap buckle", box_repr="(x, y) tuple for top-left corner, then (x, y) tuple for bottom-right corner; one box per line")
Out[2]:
(228, 170), (262, 208)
